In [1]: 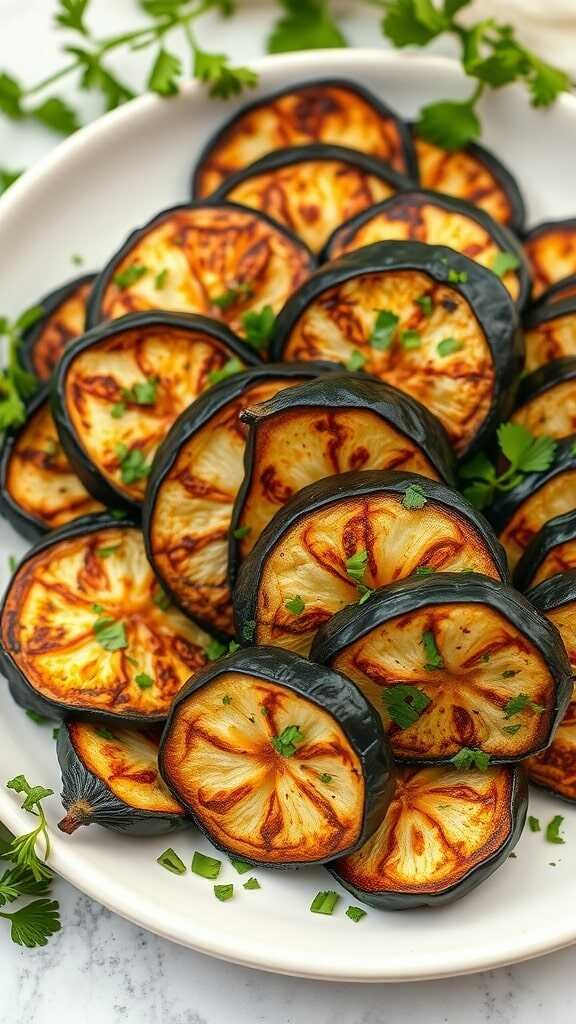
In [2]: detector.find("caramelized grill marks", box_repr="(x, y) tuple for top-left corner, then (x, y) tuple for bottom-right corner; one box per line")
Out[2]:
(4, 400), (104, 530)
(28, 280), (92, 379)
(525, 225), (576, 298)
(333, 764), (514, 894)
(0, 527), (212, 717)
(330, 602), (553, 760)
(254, 494), (502, 656)
(511, 380), (576, 439)
(280, 270), (494, 454)
(96, 208), (313, 335)
(160, 673), (364, 862)
(524, 312), (576, 373)
(413, 137), (514, 227)
(531, 541), (576, 586)
(498, 470), (576, 570)
(194, 84), (410, 197)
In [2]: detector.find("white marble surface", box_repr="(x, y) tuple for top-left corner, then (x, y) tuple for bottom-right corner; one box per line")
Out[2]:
(1, 2), (576, 1021)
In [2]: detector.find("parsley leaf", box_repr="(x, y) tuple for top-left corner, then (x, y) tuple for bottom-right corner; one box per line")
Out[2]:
(503, 693), (545, 719)
(382, 684), (431, 729)
(285, 595), (305, 615)
(32, 96), (79, 135)
(122, 377), (158, 406)
(382, 0), (447, 47)
(449, 747), (490, 771)
(207, 357), (243, 387)
(492, 251), (520, 278)
(241, 305), (275, 352)
(272, 724), (304, 758)
(135, 672), (154, 689)
(113, 264), (148, 289)
(193, 50), (257, 100)
(0, 899), (61, 948)
(54, 0), (89, 34)
(346, 349), (366, 371)
(416, 98), (481, 150)
(115, 444), (151, 484)
(497, 423), (557, 474)
(422, 629), (444, 670)
(0, 168), (22, 195)
(147, 48), (182, 97)
(267, 0), (346, 54)
(92, 614), (128, 652)
(546, 814), (565, 845)
(402, 483), (427, 509)
(401, 329), (421, 350)
(370, 309), (398, 350)
(205, 639), (227, 662)
(437, 337), (462, 357)
(345, 549), (368, 583)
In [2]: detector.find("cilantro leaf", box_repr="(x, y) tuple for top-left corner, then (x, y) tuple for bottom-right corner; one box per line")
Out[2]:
(382, 684), (431, 729)
(267, 0), (346, 54)
(147, 48), (182, 97)
(449, 747), (490, 771)
(193, 50), (257, 100)
(382, 0), (447, 47)
(527, 57), (571, 108)
(416, 99), (481, 151)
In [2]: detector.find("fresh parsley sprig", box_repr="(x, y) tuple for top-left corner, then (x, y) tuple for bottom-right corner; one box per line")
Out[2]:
(0, 776), (61, 947)
(0, 307), (43, 432)
(459, 422), (557, 511)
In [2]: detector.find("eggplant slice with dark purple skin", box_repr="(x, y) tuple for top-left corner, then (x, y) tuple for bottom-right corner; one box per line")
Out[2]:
(524, 218), (576, 300)
(57, 721), (188, 836)
(52, 311), (260, 511)
(510, 357), (576, 439)
(411, 130), (526, 233)
(487, 435), (576, 572)
(535, 274), (576, 308)
(329, 762), (527, 910)
(514, 510), (576, 591)
(0, 514), (214, 725)
(86, 203), (315, 341)
(311, 572), (571, 764)
(20, 274), (95, 380)
(526, 571), (576, 802)
(0, 389), (104, 541)
(192, 78), (417, 198)
(212, 144), (411, 255)
(158, 646), (395, 866)
(233, 471), (509, 658)
(231, 373), (456, 566)
(325, 190), (530, 309)
(143, 363), (329, 639)
(271, 241), (522, 458)
(522, 298), (576, 374)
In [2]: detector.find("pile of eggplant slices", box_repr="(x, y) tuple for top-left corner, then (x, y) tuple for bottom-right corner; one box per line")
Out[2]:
(2, 78), (576, 914)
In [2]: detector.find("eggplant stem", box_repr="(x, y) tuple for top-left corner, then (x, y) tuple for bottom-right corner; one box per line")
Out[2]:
(57, 801), (93, 834)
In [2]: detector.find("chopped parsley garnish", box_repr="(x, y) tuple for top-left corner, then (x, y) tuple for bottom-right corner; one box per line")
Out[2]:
(92, 613), (127, 652)
(400, 329), (421, 350)
(110, 402), (126, 419)
(345, 549), (368, 583)
(192, 851), (222, 879)
(115, 443), (151, 485)
(502, 723), (522, 735)
(546, 815), (565, 845)
(402, 483), (427, 509)
(243, 877), (260, 890)
(346, 905), (366, 923)
(229, 857), (251, 875)
(242, 305), (275, 352)
(502, 670), (517, 679)
(437, 337), (462, 357)
(222, 695), (232, 705)
(213, 282), (253, 309)
(113, 264), (148, 288)
(319, 773), (333, 784)
(205, 639), (227, 662)
(157, 848), (186, 875)
(207, 357), (243, 387)
(96, 728), (115, 741)
(449, 747), (490, 771)
(214, 883), (234, 902)
(447, 268), (468, 284)
(52, 727), (60, 741)
(422, 630), (444, 670)
(492, 251), (520, 278)
(415, 295), (433, 317)
(345, 349), (366, 371)
(8, 555), (18, 573)
(153, 587), (171, 610)
(272, 724), (304, 758)
(370, 309), (398, 350)
(310, 890), (340, 915)
(414, 565), (435, 576)
(97, 544), (121, 558)
(528, 816), (541, 833)
(227, 640), (240, 654)
(285, 595), (305, 615)
(25, 709), (49, 725)
(382, 684), (431, 729)
(503, 693), (545, 719)
(135, 673), (154, 689)
(122, 377), (158, 406)
(233, 525), (251, 540)
(154, 268), (168, 290)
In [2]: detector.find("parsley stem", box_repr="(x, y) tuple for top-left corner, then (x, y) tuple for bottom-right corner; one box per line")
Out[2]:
(23, 60), (82, 97)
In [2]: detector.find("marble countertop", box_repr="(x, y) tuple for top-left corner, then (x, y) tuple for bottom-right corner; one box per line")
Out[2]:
(1, 2), (576, 1021)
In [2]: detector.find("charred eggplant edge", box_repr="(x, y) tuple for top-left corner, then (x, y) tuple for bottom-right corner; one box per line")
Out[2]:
(0, 385), (58, 541)
(514, 509), (576, 591)
(20, 272), (97, 377)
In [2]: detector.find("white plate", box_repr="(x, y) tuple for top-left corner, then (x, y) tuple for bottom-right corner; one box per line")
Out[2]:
(0, 49), (575, 982)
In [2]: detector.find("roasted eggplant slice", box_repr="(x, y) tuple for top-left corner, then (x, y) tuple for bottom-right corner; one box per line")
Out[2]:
(526, 572), (576, 802)
(234, 471), (509, 657)
(159, 646), (395, 866)
(143, 363), (327, 638)
(212, 144), (410, 255)
(326, 191), (529, 308)
(271, 241), (522, 458)
(0, 515), (213, 725)
(52, 311), (259, 510)
(515, 510), (576, 591)
(311, 572), (570, 763)
(231, 374), (456, 564)
(511, 358), (576, 439)
(536, 274), (576, 308)
(523, 298), (576, 374)
(86, 203), (314, 340)
(524, 219), (576, 299)
(21, 274), (95, 380)
(0, 389), (104, 541)
(192, 79), (416, 197)
(488, 435), (576, 572)
(329, 763), (527, 909)
(57, 721), (187, 835)
(411, 131), (526, 233)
